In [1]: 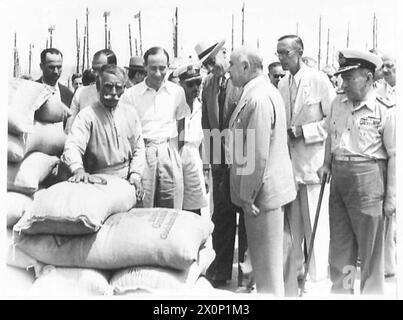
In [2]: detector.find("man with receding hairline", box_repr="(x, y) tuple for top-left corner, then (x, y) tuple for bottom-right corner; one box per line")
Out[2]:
(66, 49), (118, 133)
(228, 46), (296, 295)
(277, 35), (336, 292)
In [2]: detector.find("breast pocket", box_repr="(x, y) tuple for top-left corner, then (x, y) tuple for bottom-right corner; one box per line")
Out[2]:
(357, 117), (382, 151)
(300, 89), (323, 122)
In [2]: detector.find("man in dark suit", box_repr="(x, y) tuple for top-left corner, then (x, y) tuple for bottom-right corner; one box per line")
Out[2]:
(194, 39), (246, 288)
(36, 48), (73, 114)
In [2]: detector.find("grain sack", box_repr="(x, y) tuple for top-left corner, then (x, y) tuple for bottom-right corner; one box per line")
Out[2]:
(7, 152), (59, 195)
(25, 121), (66, 156)
(34, 93), (72, 123)
(8, 134), (25, 163)
(6, 192), (33, 227)
(111, 240), (216, 294)
(30, 266), (113, 297)
(8, 78), (54, 135)
(14, 208), (214, 270)
(13, 174), (137, 235)
(6, 229), (44, 277)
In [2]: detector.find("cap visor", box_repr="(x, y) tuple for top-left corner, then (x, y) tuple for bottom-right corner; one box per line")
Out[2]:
(334, 65), (360, 76)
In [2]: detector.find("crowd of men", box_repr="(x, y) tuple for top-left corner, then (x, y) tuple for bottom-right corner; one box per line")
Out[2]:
(29, 33), (396, 297)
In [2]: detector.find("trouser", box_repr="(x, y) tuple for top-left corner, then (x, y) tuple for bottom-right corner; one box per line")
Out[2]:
(141, 140), (183, 209)
(384, 215), (396, 276)
(283, 205), (299, 296)
(244, 206), (284, 296)
(287, 184), (330, 282)
(329, 160), (385, 295)
(206, 165), (247, 282)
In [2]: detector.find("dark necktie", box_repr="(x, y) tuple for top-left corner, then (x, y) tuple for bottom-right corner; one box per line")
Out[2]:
(218, 77), (227, 131)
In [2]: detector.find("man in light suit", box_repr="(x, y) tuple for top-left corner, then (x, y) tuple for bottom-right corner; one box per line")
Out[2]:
(227, 46), (297, 295)
(277, 35), (336, 291)
(195, 39), (246, 288)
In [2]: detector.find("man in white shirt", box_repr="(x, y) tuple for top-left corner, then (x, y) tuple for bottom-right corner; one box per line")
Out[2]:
(121, 47), (189, 209)
(175, 63), (209, 215)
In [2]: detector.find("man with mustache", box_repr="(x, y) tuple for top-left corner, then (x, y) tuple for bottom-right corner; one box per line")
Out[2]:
(62, 64), (145, 200)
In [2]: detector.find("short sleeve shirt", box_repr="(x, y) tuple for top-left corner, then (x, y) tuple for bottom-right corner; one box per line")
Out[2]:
(121, 79), (189, 140)
(327, 91), (395, 160)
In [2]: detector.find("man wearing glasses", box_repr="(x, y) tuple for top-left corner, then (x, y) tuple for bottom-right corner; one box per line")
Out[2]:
(62, 64), (145, 201)
(175, 64), (209, 215)
(268, 61), (286, 88)
(276, 35), (336, 294)
(65, 49), (117, 133)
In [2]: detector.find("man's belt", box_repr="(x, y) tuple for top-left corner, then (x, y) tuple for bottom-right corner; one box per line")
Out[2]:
(333, 155), (382, 162)
(144, 137), (170, 145)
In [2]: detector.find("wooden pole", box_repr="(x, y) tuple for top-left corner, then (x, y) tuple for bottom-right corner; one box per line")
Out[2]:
(174, 7), (178, 58)
(241, 2), (245, 45)
(138, 11), (143, 55)
(108, 28), (111, 49)
(318, 15), (322, 70)
(129, 24), (133, 56)
(13, 32), (17, 77)
(76, 19), (80, 73)
(346, 22), (350, 48)
(86, 7), (89, 70)
(82, 26), (87, 74)
(296, 22), (299, 35)
(48, 25), (55, 48)
(29, 43), (33, 75)
(326, 28), (330, 66)
(231, 14), (234, 52)
(103, 12), (110, 49)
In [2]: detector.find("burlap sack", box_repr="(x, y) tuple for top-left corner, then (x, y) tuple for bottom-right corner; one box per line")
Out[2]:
(7, 152), (59, 195)
(8, 134), (25, 163)
(34, 93), (72, 123)
(6, 192), (33, 227)
(6, 229), (44, 277)
(30, 266), (113, 297)
(25, 121), (67, 156)
(110, 238), (215, 294)
(13, 174), (137, 235)
(8, 78), (54, 135)
(14, 209), (214, 271)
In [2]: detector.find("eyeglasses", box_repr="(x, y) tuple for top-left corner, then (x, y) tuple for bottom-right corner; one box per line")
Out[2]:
(185, 79), (202, 87)
(275, 50), (296, 58)
(103, 82), (125, 93)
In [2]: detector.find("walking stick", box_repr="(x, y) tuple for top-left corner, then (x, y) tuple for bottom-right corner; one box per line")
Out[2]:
(299, 177), (327, 297)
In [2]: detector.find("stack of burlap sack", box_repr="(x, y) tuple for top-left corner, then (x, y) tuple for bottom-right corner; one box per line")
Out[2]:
(6, 78), (225, 297)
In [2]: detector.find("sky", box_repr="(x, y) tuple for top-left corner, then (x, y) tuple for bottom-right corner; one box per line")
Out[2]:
(1, 0), (399, 84)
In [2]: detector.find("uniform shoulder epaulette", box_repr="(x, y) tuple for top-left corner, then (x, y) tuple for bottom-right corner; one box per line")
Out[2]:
(376, 95), (395, 108)
(336, 89), (345, 95)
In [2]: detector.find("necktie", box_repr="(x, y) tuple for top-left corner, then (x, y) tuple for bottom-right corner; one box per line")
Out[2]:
(218, 77), (227, 130)
(289, 76), (298, 115)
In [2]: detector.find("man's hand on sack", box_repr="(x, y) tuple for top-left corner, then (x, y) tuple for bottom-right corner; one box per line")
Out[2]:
(68, 168), (107, 185)
(129, 174), (145, 202)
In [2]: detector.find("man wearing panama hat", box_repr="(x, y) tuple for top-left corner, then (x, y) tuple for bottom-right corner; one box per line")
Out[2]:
(317, 49), (395, 295)
(125, 56), (146, 88)
(194, 39), (247, 288)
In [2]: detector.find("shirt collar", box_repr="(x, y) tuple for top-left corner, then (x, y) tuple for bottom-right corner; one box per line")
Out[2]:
(346, 90), (377, 112)
(242, 74), (264, 93)
(141, 77), (172, 95)
(291, 63), (308, 83)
